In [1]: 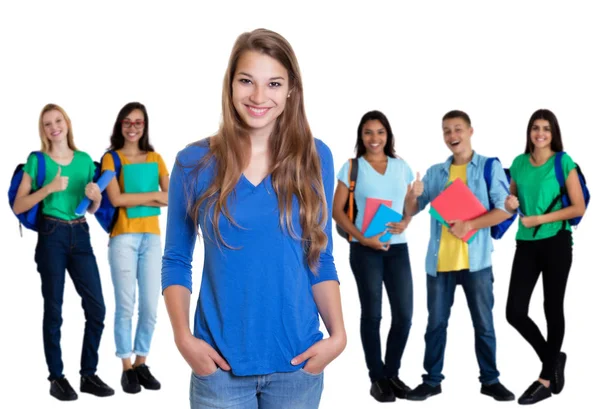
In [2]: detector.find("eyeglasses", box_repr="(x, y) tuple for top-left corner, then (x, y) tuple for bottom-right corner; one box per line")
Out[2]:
(121, 119), (145, 129)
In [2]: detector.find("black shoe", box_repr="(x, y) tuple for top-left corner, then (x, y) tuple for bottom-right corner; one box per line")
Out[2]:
(134, 364), (161, 390)
(121, 369), (141, 394)
(518, 381), (551, 405)
(481, 381), (515, 401)
(80, 374), (115, 397)
(389, 376), (411, 399)
(406, 382), (441, 401)
(551, 352), (567, 394)
(370, 378), (395, 402)
(50, 377), (78, 401)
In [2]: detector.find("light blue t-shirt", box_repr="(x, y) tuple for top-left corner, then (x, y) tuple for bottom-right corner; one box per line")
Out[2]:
(337, 156), (414, 244)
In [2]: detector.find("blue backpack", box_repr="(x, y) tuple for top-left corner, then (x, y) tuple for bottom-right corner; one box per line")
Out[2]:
(92, 150), (122, 234)
(533, 151), (590, 237)
(553, 151), (590, 226)
(483, 157), (517, 239)
(8, 151), (46, 235)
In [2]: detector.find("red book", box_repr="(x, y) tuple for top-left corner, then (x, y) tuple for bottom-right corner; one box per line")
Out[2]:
(430, 178), (487, 242)
(362, 198), (393, 233)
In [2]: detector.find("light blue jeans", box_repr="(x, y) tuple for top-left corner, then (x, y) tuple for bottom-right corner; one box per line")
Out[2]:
(108, 233), (161, 359)
(190, 368), (324, 409)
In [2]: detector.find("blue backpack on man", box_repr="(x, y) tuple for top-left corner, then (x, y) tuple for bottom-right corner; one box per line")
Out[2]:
(483, 157), (517, 239)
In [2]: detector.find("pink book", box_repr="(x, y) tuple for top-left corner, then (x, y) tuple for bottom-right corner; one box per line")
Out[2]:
(430, 178), (487, 242)
(361, 198), (393, 233)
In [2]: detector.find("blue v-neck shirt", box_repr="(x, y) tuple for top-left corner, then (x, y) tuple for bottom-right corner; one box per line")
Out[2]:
(161, 138), (339, 376)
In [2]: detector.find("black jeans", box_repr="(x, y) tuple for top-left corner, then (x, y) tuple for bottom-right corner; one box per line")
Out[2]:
(506, 230), (572, 380)
(35, 217), (106, 380)
(349, 243), (413, 381)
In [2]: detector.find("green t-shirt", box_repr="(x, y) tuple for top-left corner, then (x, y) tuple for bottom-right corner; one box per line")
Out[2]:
(23, 151), (96, 221)
(509, 152), (577, 241)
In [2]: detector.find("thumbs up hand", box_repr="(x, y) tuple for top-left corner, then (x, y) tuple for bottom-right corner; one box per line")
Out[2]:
(48, 166), (69, 193)
(407, 172), (424, 199)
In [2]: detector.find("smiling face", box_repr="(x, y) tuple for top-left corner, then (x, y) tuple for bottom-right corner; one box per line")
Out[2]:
(42, 109), (68, 146)
(361, 120), (387, 156)
(121, 108), (145, 145)
(231, 50), (290, 136)
(442, 117), (473, 155)
(529, 119), (552, 151)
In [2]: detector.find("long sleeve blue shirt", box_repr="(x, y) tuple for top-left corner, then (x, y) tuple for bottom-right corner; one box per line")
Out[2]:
(416, 152), (510, 276)
(161, 138), (339, 376)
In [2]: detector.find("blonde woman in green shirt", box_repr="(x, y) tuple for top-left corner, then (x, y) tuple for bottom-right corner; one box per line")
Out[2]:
(12, 104), (115, 401)
(504, 109), (586, 405)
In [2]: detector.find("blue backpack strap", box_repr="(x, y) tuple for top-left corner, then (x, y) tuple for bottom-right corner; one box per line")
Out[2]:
(484, 156), (510, 191)
(554, 151), (566, 191)
(533, 152), (567, 237)
(109, 150), (122, 177)
(483, 157), (495, 191)
(33, 151), (45, 189)
(554, 151), (569, 231)
(483, 157), (500, 209)
(103, 150), (122, 178)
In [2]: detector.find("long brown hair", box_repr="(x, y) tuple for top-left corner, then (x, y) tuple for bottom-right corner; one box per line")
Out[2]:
(187, 28), (327, 273)
(38, 103), (77, 152)
(524, 109), (564, 154)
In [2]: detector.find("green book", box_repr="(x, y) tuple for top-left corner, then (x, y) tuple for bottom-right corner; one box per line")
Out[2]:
(428, 206), (477, 244)
(123, 162), (161, 219)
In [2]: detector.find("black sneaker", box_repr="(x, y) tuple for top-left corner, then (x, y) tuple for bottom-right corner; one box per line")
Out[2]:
(134, 364), (161, 390)
(121, 369), (141, 394)
(50, 377), (78, 401)
(370, 378), (395, 402)
(551, 352), (567, 394)
(481, 381), (515, 401)
(389, 376), (411, 399)
(406, 382), (442, 401)
(80, 374), (115, 397)
(517, 381), (551, 405)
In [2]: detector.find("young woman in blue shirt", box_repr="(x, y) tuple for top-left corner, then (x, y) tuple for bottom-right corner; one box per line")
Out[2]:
(161, 28), (346, 409)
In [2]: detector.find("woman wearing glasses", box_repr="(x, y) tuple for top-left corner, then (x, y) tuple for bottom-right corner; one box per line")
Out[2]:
(101, 102), (170, 394)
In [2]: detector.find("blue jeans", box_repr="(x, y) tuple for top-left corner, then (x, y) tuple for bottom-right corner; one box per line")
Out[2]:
(422, 267), (499, 386)
(190, 368), (324, 409)
(349, 243), (413, 381)
(34, 217), (106, 380)
(108, 233), (162, 358)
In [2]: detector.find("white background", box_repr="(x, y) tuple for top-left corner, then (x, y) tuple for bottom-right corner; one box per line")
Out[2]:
(1, 1), (598, 408)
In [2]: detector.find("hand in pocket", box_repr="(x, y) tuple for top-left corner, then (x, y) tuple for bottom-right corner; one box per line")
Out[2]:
(177, 335), (230, 376)
(291, 335), (346, 375)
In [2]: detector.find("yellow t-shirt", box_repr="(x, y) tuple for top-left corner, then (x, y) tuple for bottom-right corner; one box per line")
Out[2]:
(437, 164), (469, 272)
(101, 150), (169, 237)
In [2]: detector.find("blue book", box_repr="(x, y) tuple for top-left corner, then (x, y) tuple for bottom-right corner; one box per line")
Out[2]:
(364, 204), (403, 242)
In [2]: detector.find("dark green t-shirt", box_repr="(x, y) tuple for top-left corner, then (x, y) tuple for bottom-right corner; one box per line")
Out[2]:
(509, 152), (577, 241)
(23, 151), (96, 220)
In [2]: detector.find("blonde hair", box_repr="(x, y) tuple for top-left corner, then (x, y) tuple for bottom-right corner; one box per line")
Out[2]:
(188, 28), (328, 273)
(38, 103), (77, 152)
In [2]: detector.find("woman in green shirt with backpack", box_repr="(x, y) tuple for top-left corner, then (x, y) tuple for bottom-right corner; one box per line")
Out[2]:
(504, 109), (587, 405)
(12, 104), (115, 401)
